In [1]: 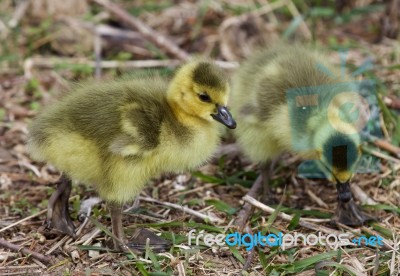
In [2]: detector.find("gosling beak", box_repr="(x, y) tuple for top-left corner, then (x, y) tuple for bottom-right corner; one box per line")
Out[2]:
(211, 105), (236, 129)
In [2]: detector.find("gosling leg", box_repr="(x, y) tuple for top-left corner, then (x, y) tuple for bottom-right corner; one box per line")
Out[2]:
(260, 161), (278, 204)
(108, 201), (170, 253)
(332, 182), (375, 226)
(380, 0), (399, 39)
(46, 175), (75, 237)
(108, 202), (126, 251)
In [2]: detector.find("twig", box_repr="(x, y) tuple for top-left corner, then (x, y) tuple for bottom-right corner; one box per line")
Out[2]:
(0, 210), (47, 234)
(94, 33), (102, 79)
(91, 0), (190, 61)
(70, 227), (101, 246)
(138, 196), (223, 224)
(177, 260), (186, 276)
(241, 226), (255, 272)
(18, 160), (42, 178)
(389, 234), (400, 275)
(82, 229), (102, 246)
(8, 0), (29, 28)
(0, 18), (9, 39)
(0, 270), (43, 275)
(0, 265), (40, 270)
(24, 56), (181, 73)
(0, 238), (52, 264)
(372, 139), (400, 158)
(45, 236), (69, 255)
(363, 147), (400, 164)
(239, 0), (287, 19)
(389, 179), (400, 189)
(170, 183), (216, 198)
(381, 163), (400, 178)
(351, 183), (377, 205)
(23, 56), (238, 78)
(301, 218), (331, 223)
(306, 189), (329, 208)
(256, 0), (278, 24)
(243, 195), (342, 236)
(61, 17), (143, 41)
(95, 24), (142, 40)
(361, 226), (396, 252)
(32, 258), (47, 269)
(284, 0), (312, 39)
(214, 60), (239, 69)
(384, 96), (400, 110)
(378, 113), (390, 141)
(60, 17), (153, 58)
(234, 175), (263, 231)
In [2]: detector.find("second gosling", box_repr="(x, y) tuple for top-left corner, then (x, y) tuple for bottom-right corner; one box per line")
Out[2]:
(230, 45), (373, 226)
(27, 60), (236, 251)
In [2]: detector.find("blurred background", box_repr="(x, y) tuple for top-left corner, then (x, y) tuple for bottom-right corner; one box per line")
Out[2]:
(0, 0), (400, 275)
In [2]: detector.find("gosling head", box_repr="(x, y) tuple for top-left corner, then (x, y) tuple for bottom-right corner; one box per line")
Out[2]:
(167, 61), (236, 129)
(316, 132), (361, 202)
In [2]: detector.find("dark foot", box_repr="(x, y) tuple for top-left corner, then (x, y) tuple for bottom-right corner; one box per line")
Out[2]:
(261, 189), (278, 205)
(46, 175), (75, 237)
(126, 228), (171, 253)
(333, 182), (375, 226)
(331, 199), (375, 226)
(381, 19), (399, 39)
(108, 202), (170, 253)
(380, 0), (399, 39)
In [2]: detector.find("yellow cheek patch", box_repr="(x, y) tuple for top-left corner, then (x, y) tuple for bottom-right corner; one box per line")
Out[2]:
(213, 90), (229, 106)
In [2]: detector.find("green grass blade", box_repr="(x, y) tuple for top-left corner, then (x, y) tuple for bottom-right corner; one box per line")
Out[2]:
(136, 262), (149, 275)
(205, 199), (237, 215)
(228, 246), (245, 264)
(192, 171), (225, 184)
(363, 204), (400, 214)
(134, 221), (224, 233)
(288, 213), (301, 231)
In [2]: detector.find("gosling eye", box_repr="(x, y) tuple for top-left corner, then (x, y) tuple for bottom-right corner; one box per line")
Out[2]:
(198, 93), (212, 103)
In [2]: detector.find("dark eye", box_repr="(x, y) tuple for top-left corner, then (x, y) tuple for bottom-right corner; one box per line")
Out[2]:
(199, 93), (211, 103)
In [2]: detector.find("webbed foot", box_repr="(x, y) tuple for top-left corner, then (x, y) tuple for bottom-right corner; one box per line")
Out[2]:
(126, 228), (171, 253)
(45, 175), (76, 237)
(331, 199), (375, 226)
(331, 182), (375, 226)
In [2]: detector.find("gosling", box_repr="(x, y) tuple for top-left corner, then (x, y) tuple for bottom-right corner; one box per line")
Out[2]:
(27, 60), (236, 251)
(230, 44), (373, 226)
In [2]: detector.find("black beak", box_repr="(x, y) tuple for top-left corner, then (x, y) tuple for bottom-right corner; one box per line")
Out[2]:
(211, 105), (236, 129)
(336, 181), (352, 203)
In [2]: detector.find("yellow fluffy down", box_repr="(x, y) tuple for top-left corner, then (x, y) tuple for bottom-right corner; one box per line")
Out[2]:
(28, 122), (220, 203)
